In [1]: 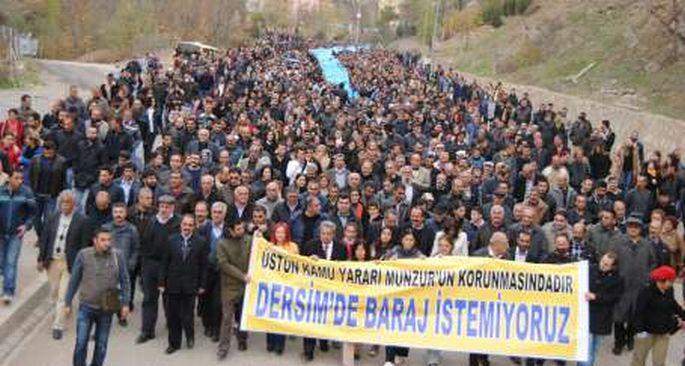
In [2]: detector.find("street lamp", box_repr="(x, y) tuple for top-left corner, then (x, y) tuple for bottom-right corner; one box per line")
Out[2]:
(355, 5), (362, 45)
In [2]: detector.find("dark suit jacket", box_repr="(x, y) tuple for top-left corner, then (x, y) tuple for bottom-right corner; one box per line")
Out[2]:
(196, 222), (224, 270)
(329, 213), (360, 238)
(271, 201), (301, 224)
(226, 203), (254, 226)
(113, 178), (142, 207)
(137, 109), (162, 144)
(507, 247), (541, 263)
(38, 212), (93, 271)
(159, 233), (209, 295)
(506, 223), (547, 262)
(301, 239), (347, 261)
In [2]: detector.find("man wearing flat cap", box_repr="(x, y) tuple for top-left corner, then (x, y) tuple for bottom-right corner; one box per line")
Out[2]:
(610, 215), (657, 355)
(137, 195), (181, 344)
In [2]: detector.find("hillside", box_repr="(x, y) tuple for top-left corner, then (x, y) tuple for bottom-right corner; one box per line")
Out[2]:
(394, 0), (685, 119)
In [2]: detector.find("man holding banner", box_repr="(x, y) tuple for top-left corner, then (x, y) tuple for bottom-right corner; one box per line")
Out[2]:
(300, 221), (346, 362)
(470, 231), (511, 366)
(216, 220), (252, 360)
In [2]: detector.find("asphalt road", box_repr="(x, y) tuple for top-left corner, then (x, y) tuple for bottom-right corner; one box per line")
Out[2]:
(0, 59), (115, 114)
(3, 294), (685, 366)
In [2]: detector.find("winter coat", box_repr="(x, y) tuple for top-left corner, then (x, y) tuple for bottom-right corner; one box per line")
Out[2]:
(587, 224), (620, 257)
(588, 265), (624, 335)
(610, 236), (657, 322)
(633, 283), (685, 335)
(74, 139), (107, 190)
(217, 235), (252, 302)
(102, 221), (140, 272)
(0, 183), (36, 235)
(29, 155), (67, 197)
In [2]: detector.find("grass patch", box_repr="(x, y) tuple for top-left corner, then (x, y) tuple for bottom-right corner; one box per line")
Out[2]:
(0, 59), (42, 89)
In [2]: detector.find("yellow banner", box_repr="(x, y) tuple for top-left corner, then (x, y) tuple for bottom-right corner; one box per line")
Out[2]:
(241, 238), (589, 361)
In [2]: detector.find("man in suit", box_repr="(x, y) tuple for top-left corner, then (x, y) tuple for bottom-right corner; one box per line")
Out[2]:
(197, 201), (227, 342)
(508, 230), (544, 366)
(471, 231), (510, 366)
(506, 206), (547, 262)
(300, 221), (347, 361)
(327, 153), (350, 190)
(114, 163), (142, 207)
(137, 99), (162, 157)
(37, 190), (93, 340)
(509, 230), (544, 264)
(159, 214), (208, 354)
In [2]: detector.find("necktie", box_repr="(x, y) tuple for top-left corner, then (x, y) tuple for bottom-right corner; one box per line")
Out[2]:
(182, 238), (190, 261)
(323, 243), (330, 260)
(210, 229), (220, 264)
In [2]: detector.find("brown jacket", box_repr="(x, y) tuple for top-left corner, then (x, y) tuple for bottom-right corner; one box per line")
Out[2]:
(217, 234), (252, 302)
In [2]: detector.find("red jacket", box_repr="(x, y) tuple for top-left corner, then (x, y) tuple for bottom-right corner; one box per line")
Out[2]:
(1, 143), (21, 169)
(0, 119), (25, 148)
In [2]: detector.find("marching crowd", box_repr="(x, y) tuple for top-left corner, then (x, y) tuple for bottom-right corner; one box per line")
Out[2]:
(1, 31), (685, 366)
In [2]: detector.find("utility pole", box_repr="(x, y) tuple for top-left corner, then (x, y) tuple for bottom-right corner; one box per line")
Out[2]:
(355, 0), (362, 44)
(429, 0), (443, 57)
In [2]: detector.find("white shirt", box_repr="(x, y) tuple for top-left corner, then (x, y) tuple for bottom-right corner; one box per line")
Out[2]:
(404, 183), (414, 205)
(147, 108), (155, 133)
(53, 214), (74, 258)
(235, 203), (246, 219)
(120, 179), (134, 204)
(211, 225), (224, 240)
(286, 160), (304, 185)
(515, 247), (528, 263)
(322, 241), (333, 260)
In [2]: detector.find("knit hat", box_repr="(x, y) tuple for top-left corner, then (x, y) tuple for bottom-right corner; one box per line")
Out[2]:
(650, 265), (676, 282)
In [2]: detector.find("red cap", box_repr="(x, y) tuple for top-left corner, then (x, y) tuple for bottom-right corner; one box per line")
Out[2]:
(650, 265), (677, 282)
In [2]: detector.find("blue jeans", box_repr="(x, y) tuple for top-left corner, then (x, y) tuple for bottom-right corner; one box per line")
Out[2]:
(73, 304), (113, 366)
(578, 334), (603, 366)
(620, 171), (634, 192)
(34, 195), (56, 240)
(0, 234), (22, 295)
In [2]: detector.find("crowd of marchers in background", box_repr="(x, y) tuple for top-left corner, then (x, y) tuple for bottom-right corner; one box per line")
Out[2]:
(0, 31), (685, 366)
